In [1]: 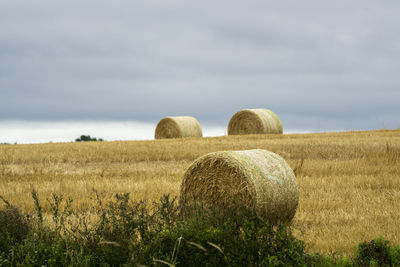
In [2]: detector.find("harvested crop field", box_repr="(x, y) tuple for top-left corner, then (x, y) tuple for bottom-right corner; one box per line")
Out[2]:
(0, 129), (399, 256)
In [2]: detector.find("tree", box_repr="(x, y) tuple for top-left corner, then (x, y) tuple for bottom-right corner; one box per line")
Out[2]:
(75, 135), (103, 142)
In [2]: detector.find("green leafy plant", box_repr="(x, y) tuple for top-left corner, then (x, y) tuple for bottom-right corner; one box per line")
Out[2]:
(354, 237), (400, 266)
(0, 195), (31, 256)
(2, 192), (400, 266)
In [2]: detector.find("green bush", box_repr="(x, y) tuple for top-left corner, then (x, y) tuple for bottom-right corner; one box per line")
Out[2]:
(0, 197), (31, 256)
(138, 204), (307, 266)
(75, 135), (103, 142)
(9, 231), (89, 266)
(1, 192), (400, 266)
(354, 237), (400, 266)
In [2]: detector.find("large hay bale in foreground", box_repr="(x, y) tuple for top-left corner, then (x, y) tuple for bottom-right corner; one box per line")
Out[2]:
(180, 149), (299, 223)
(155, 116), (203, 139)
(228, 108), (283, 135)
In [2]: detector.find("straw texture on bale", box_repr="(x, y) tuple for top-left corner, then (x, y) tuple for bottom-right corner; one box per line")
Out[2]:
(155, 116), (203, 139)
(228, 109), (283, 135)
(180, 149), (299, 223)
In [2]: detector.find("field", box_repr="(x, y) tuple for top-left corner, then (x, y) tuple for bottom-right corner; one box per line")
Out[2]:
(1, 129), (399, 256)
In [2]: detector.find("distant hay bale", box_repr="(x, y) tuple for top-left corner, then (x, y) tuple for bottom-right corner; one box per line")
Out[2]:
(155, 116), (203, 139)
(180, 149), (299, 223)
(228, 109), (283, 135)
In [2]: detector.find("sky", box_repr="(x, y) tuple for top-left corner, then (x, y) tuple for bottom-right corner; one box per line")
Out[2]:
(1, 1), (399, 143)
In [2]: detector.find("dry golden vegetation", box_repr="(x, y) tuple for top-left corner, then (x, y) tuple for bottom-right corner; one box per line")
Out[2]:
(0, 129), (399, 256)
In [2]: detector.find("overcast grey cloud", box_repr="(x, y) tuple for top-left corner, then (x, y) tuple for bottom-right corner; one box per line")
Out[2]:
(1, 0), (399, 133)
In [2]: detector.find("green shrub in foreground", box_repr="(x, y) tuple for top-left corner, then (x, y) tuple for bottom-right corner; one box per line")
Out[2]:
(140, 204), (309, 266)
(0, 197), (31, 257)
(354, 237), (400, 266)
(1, 192), (400, 266)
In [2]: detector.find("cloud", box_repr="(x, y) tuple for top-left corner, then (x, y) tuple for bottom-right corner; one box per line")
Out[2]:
(0, 0), (399, 131)
(0, 120), (231, 144)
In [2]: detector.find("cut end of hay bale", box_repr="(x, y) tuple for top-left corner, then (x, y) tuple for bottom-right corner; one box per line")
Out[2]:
(155, 116), (203, 139)
(227, 108), (283, 135)
(180, 149), (299, 223)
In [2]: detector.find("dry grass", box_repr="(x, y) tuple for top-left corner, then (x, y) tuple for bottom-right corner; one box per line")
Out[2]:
(0, 129), (399, 256)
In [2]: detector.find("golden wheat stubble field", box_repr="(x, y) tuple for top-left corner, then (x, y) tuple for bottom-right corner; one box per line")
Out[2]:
(0, 129), (399, 255)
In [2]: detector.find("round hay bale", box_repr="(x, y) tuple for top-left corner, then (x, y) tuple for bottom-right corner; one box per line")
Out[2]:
(155, 116), (203, 139)
(227, 108), (283, 135)
(180, 149), (299, 223)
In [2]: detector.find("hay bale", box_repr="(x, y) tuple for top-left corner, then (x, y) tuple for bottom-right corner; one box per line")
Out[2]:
(180, 149), (299, 223)
(228, 108), (283, 135)
(155, 116), (203, 139)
